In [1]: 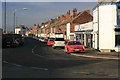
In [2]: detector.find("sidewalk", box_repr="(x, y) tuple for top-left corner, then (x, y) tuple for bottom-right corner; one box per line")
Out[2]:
(71, 48), (120, 60)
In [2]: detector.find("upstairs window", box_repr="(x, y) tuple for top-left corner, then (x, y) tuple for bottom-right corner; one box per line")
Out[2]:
(115, 35), (120, 46)
(117, 3), (120, 25)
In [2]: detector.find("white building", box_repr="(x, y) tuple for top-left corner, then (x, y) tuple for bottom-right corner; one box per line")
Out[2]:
(75, 22), (93, 47)
(15, 25), (27, 36)
(66, 23), (76, 40)
(93, 2), (120, 52)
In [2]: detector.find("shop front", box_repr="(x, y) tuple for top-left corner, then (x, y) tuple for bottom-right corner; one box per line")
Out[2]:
(75, 30), (93, 48)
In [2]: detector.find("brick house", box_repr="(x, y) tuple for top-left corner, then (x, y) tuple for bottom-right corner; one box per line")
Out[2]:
(38, 8), (93, 41)
(74, 10), (93, 47)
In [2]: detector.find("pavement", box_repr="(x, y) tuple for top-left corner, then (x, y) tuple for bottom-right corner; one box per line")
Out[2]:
(71, 48), (120, 60)
(33, 37), (120, 60)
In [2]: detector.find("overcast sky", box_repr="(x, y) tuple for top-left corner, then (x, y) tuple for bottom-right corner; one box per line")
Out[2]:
(1, 2), (97, 32)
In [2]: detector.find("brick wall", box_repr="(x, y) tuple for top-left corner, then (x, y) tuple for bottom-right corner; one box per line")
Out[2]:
(72, 11), (93, 24)
(66, 10), (70, 20)
(70, 23), (74, 33)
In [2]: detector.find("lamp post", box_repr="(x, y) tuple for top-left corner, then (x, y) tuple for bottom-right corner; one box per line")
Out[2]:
(13, 8), (28, 34)
(3, 0), (6, 33)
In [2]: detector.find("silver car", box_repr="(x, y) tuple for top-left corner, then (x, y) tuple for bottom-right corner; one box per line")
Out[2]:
(52, 38), (65, 49)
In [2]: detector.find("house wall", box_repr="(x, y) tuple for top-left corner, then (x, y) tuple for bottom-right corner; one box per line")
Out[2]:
(15, 28), (21, 34)
(93, 3), (119, 52)
(74, 22), (93, 47)
(99, 4), (116, 50)
(75, 22), (92, 31)
(93, 7), (99, 49)
(66, 23), (70, 39)
(66, 23), (75, 40)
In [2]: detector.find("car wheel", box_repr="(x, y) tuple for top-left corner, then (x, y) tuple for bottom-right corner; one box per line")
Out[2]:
(64, 47), (67, 53)
(52, 46), (56, 49)
(53, 46), (56, 49)
(67, 48), (70, 54)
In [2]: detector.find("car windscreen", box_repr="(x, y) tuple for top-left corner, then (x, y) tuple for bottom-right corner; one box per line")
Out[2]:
(55, 38), (64, 41)
(68, 41), (81, 45)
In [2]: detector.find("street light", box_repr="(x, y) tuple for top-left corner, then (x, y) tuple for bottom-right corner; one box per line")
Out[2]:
(4, 0), (6, 33)
(13, 8), (28, 34)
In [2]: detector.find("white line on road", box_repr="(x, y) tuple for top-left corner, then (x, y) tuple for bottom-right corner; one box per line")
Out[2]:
(3, 61), (22, 67)
(31, 67), (48, 70)
(71, 54), (119, 60)
(2, 61), (9, 64)
(3, 60), (48, 71)
(32, 44), (47, 59)
(12, 63), (22, 67)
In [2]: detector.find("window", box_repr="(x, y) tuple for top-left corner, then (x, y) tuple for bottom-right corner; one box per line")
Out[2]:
(115, 35), (120, 46)
(55, 38), (64, 41)
(117, 5), (120, 25)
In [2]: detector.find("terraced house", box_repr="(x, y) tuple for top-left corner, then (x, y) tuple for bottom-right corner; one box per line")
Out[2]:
(36, 8), (93, 47)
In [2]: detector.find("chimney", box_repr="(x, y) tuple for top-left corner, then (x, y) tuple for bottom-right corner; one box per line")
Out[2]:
(72, 8), (77, 18)
(60, 15), (65, 21)
(85, 9), (90, 14)
(66, 10), (70, 20)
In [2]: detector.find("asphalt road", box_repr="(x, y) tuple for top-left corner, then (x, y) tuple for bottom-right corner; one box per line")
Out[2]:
(2, 37), (119, 78)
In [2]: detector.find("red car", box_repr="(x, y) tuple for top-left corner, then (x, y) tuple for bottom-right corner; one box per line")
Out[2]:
(64, 40), (85, 54)
(47, 38), (54, 46)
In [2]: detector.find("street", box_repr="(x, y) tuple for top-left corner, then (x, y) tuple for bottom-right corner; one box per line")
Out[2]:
(2, 37), (119, 78)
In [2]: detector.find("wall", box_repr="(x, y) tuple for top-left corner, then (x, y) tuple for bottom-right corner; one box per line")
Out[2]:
(75, 22), (92, 31)
(67, 23), (70, 39)
(99, 4), (116, 50)
(15, 28), (21, 34)
(93, 7), (99, 49)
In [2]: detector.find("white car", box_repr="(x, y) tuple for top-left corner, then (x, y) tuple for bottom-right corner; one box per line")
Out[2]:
(52, 38), (65, 49)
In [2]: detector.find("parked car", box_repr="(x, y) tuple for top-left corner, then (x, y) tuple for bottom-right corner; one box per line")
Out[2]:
(39, 37), (47, 42)
(2, 34), (24, 48)
(2, 37), (19, 48)
(64, 40), (85, 54)
(15, 37), (24, 46)
(47, 38), (55, 46)
(52, 38), (65, 49)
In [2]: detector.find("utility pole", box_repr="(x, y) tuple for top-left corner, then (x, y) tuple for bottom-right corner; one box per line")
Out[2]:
(4, 0), (6, 33)
(13, 10), (16, 34)
(13, 8), (28, 34)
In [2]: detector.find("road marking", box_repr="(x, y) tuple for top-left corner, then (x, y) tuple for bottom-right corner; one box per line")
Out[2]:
(2, 61), (9, 63)
(31, 67), (48, 70)
(32, 44), (48, 59)
(34, 54), (47, 58)
(3, 61), (48, 71)
(73, 71), (90, 74)
(3, 61), (22, 67)
(71, 54), (120, 60)
(13, 63), (22, 67)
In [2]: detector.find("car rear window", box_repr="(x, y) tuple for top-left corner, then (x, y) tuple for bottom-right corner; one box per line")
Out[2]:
(49, 39), (54, 41)
(55, 38), (64, 41)
(68, 41), (81, 45)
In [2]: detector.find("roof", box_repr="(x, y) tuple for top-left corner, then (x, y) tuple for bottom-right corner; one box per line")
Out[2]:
(72, 11), (93, 24)
(40, 10), (93, 29)
(16, 25), (26, 29)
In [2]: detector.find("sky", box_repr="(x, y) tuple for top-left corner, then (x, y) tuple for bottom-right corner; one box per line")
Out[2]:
(1, 1), (97, 32)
